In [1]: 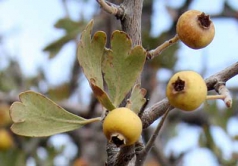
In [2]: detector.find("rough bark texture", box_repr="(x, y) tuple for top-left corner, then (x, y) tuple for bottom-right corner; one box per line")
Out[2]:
(120, 0), (143, 46)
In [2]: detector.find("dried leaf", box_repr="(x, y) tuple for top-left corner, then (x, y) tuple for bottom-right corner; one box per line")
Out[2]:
(90, 79), (115, 111)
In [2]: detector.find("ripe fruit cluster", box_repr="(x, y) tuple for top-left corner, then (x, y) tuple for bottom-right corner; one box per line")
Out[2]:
(102, 9), (215, 146)
(103, 107), (142, 147)
(166, 71), (207, 111)
(176, 10), (215, 49)
(166, 10), (215, 111)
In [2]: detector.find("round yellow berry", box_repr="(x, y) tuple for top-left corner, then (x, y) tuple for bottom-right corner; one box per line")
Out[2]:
(166, 71), (207, 111)
(103, 107), (142, 147)
(176, 10), (215, 49)
(0, 128), (14, 151)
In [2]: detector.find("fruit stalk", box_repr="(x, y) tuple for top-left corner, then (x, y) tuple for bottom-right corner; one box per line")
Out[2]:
(206, 95), (226, 100)
(147, 34), (179, 59)
(207, 84), (233, 108)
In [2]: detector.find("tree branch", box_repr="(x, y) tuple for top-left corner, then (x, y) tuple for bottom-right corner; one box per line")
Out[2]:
(2, 61), (238, 166)
(141, 98), (173, 129)
(141, 61), (238, 129)
(136, 107), (171, 166)
(217, 84), (232, 108)
(120, 0), (144, 46)
(133, 62), (238, 165)
(205, 62), (238, 90)
(96, 0), (125, 19)
(104, 0), (144, 165)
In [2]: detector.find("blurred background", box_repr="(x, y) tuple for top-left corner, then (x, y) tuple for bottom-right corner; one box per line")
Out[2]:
(0, 0), (238, 165)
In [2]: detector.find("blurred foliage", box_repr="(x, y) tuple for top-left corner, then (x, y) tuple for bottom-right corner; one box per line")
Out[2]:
(0, 61), (22, 92)
(198, 99), (238, 166)
(0, 138), (65, 166)
(43, 18), (86, 58)
(0, 148), (25, 166)
(48, 83), (71, 101)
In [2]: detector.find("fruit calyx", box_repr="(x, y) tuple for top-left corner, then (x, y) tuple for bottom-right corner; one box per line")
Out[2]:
(197, 12), (211, 29)
(172, 76), (185, 93)
(111, 133), (126, 147)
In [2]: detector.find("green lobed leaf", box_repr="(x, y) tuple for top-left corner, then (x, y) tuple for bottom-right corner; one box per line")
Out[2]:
(10, 91), (100, 137)
(126, 84), (147, 114)
(77, 20), (106, 90)
(90, 79), (116, 111)
(102, 31), (146, 107)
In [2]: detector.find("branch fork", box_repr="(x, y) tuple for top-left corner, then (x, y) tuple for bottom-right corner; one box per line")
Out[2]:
(215, 82), (232, 108)
(96, 0), (125, 19)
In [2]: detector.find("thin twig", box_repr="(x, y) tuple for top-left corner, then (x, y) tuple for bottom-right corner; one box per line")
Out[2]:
(96, 0), (124, 19)
(97, 0), (117, 15)
(216, 84), (232, 107)
(205, 62), (238, 90)
(147, 34), (179, 60)
(138, 98), (149, 118)
(144, 107), (171, 153)
(135, 107), (171, 166)
(141, 98), (173, 129)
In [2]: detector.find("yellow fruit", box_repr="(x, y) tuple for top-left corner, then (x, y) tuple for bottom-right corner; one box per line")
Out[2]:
(176, 10), (215, 49)
(0, 103), (12, 127)
(166, 71), (207, 111)
(73, 158), (88, 166)
(103, 107), (142, 147)
(0, 128), (14, 150)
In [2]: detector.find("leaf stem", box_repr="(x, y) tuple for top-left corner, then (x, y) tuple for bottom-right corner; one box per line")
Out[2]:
(83, 117), (102, 124)
(147, 34), (180, 60)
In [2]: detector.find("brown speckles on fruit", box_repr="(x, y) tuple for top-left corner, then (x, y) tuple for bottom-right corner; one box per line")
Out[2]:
(166, 71), (207, 111)
(176, 10), (215, 49)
